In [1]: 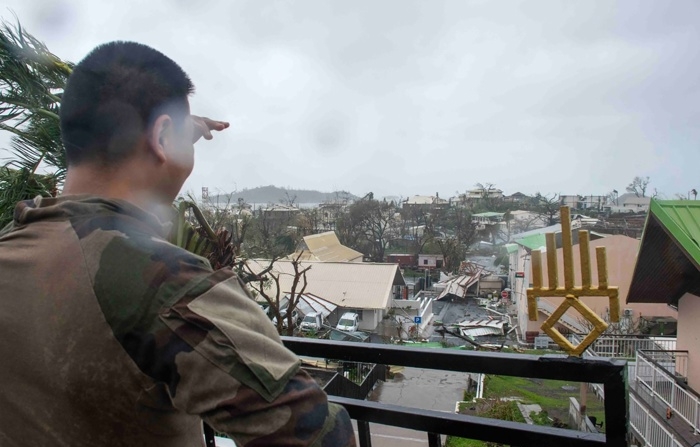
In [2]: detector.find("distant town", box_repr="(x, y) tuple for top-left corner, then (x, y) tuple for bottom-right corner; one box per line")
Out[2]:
(182, 176), (700, 446)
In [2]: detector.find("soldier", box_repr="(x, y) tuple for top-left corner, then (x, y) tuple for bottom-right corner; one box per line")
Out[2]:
(0, 41), (356, 446)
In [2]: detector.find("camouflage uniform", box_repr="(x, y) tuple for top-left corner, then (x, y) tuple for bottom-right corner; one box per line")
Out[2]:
(0, 195), (356, 447)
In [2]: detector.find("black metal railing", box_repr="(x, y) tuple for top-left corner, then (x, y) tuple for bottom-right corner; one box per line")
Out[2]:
(322, 363), (387, 400)
(283, 337), (628, 447)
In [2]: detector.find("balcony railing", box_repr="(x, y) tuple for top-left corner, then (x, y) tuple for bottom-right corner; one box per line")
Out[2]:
(629, 392), (684, 447)
(585, 336), (677, 360)
(568, 334), (679, 400)
(282, 337), (628, 447)
(634, 350), (698, 435)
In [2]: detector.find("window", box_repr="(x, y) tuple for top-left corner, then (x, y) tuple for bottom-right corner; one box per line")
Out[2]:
(423, 259), (428, 265)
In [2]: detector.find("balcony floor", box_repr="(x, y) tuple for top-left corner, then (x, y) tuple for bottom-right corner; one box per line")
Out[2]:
(630, 380), (700, 447)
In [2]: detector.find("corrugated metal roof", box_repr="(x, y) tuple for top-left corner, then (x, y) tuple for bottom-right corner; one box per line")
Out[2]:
(505, 243), (519, 254)
(653, 200), (700, 266)
(289, 293), (338, 317)
(628, 199), (700, 305)
(436, 272), (484, 299)
(513, 227), (604, 251)
(514, 234), (547, 251)
(245, 259), (405, 310)
(289, 231), (363, 262)
(460, 327), (503, 337)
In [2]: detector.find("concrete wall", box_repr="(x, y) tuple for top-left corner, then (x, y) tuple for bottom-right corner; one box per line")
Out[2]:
(677, 293), (700, 390)
(359, 309), (379, 331)
(512, 244), (533, 337)
(418, 254), (443, 268)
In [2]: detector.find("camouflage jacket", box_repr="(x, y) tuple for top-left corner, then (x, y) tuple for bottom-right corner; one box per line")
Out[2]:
(0, 196), (355, 447)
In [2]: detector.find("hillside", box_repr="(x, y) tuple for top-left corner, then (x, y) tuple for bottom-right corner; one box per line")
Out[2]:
(210, 185), (358, 205)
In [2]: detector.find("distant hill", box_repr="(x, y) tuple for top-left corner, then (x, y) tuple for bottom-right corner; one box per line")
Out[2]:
(209, 185), (358, 205)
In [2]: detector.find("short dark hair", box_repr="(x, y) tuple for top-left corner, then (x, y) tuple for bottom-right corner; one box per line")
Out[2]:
(60, 41), (194, 165)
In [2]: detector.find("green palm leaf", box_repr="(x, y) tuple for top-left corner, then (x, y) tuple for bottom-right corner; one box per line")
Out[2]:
(0, 20), (71, 227)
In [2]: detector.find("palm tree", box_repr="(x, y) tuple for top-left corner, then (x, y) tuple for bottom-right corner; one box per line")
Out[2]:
(0, 21), (72, 227)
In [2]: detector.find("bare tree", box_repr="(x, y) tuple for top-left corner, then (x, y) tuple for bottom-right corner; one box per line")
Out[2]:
(474, 182), (499, 210)
(606, 190), (619, 206)
(336, 194), (398, 262)
(241, 252), (312, 336)
(280, 190), (298, 207)
(626, 176), (650, 198)
(434, 207), (478, 273)
(495, 210), (514, 243)
(532, 193), (560, 226)
(399, 206), (436, 256)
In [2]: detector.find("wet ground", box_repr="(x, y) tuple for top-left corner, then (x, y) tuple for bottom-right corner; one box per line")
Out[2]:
(356, 299), (487, 446)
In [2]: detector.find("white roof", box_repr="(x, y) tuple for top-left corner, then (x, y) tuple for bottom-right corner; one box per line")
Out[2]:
(460, 327), (504, 337)
(436, 270), (484, 299)
(457, 317), (507, 337)
(289, 231), (363, 262)
(623, 196), (651, 205)
(405, 195), (435, 204)
(287, 293), (337, 318)
(245, 259), (405, 310)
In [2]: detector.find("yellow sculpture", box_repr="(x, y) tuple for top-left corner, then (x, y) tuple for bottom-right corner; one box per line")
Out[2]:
(526, 206), (619, 356)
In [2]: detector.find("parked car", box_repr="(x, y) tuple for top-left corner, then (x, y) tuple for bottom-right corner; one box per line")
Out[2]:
(272, 308), (301, 328)
(300, 312), (326, 332)
(336, 312), (359, 332)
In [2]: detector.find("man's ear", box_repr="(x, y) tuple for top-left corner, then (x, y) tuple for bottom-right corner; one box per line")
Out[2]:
(148, 114), (173, 163)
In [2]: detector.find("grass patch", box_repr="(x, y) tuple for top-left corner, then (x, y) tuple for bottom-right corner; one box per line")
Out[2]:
(449, 400), (524, 446)
(445, 437), (487, 447)
(482, 375), (606, 430)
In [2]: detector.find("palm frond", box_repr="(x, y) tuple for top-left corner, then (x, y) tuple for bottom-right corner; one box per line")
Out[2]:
(0, 19), (71, 226)
(0, 166), (57, 227)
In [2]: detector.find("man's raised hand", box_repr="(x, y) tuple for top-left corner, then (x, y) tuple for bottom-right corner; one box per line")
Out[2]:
(192, 115), (229, 144)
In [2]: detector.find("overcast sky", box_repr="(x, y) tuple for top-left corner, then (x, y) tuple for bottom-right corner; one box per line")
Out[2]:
(4, 0), (700, 200)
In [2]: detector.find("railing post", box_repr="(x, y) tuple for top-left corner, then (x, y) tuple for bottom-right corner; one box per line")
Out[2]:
(670, 365), (675, 408)
(357, 420), (372, 447)
(428, 432), (442, 447)
(644, 407), (651, 445)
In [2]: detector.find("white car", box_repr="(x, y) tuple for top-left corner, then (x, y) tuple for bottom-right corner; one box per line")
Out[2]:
(272, 309), (300, 328)
(335, 312), (359, 332)
(300, 312), (325, 332)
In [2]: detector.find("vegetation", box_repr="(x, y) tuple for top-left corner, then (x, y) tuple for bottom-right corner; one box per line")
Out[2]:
(482, 375), (605, 430)
(0, 21), (72, 227)
(626, 176), (650, 198)
(446, 399), (525, 447)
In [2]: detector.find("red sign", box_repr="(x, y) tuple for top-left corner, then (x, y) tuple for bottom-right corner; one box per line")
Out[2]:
(515, 272), (525, 278)
(501, 290), (509, 299)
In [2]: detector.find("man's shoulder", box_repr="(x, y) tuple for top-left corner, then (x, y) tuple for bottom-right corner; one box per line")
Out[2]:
(73, 209), (217, 308)
(74, 207), (210, 268)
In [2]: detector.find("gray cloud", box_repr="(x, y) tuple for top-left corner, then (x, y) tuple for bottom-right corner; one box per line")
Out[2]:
(4, 0), (700, 199)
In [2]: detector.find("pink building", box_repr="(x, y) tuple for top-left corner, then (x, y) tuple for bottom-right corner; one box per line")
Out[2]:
(626, 199), (700, 446)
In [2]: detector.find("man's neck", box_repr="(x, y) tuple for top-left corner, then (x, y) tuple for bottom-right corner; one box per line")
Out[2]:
(62, 163), (169, 217)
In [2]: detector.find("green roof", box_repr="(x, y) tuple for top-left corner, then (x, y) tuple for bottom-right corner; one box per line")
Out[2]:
(628, 199), (700, 305)
(514, 234), (547, 251)
(505, 243), (519, 254)
(651, 200), (700, 266)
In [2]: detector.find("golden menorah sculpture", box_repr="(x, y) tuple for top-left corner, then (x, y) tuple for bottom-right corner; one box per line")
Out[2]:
(526, 206), (620, 356)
